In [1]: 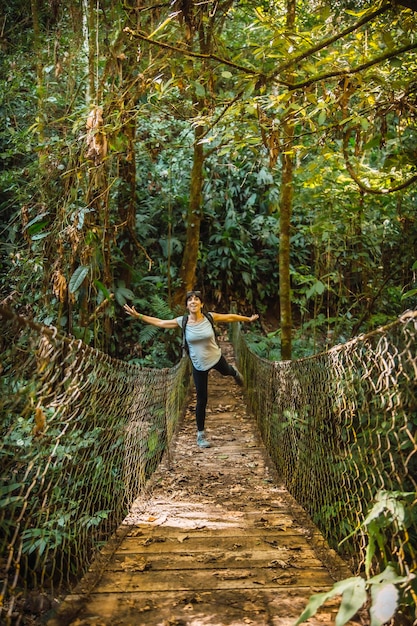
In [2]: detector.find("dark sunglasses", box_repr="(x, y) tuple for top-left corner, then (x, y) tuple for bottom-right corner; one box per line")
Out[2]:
(186, 290), (202, 300)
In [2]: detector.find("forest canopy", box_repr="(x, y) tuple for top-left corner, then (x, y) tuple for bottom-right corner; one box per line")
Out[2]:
(0, 0), (416, 362)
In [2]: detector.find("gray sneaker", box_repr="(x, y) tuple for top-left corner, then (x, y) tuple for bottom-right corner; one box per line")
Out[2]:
(197, 431), (211, 448)
(233, 367), (244, 387)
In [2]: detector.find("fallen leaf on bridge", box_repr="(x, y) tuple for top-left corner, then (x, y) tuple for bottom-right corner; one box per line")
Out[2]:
(120, 556), (149, 572)
(213, 570), (252, 580)
(268, 558), (293, 569)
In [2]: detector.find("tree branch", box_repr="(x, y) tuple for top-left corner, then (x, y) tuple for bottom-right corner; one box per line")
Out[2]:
(343, 129), (417, 194)
(123, 27), (266, 79)
(267, 2), (392, 84)
(287, 41), (417, 91)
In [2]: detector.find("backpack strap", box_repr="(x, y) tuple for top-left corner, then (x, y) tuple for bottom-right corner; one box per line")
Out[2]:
(204, 311), (219, 347)
(204, 312), (216, 336)
(182, 314), (189, 355)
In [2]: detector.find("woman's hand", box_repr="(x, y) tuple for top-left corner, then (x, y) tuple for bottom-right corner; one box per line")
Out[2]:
(249, 314), (259, 323)
(124, 304), (140, 319)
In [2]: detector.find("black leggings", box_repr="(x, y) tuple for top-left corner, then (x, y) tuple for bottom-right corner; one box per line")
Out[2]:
(192, 355), (236, 431)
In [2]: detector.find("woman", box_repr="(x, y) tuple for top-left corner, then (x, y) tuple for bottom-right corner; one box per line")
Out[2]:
(124, 290), (259, 448)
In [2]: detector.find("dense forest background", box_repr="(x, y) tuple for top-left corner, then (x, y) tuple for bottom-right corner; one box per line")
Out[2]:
(1, 0), (416, 364)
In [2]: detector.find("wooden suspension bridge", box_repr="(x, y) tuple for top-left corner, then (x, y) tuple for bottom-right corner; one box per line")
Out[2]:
(47, 340), (360, 626)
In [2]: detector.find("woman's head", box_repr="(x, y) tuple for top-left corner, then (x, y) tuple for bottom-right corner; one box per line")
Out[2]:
(185, 290), (202, 306)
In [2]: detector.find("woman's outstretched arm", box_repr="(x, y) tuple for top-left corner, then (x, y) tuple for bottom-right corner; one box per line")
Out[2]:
(124, 304), (179, 329)
(211, 312), (259, 324)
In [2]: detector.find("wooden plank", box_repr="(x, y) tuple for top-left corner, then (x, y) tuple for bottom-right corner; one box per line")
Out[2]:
(50, 589), (345, 626)
(87, 566), (336, 593)
(113, 534), (320, 556)
(107, 550), (327, 572)
(117, 525), (310, 538)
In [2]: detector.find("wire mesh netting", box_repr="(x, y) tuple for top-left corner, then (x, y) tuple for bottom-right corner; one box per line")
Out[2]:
(0, 305), (191, 624)
(237, 311), (417, 604)
(2, 304), (417, 623)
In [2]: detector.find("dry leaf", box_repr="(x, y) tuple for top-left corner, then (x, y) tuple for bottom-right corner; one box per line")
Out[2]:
(120, 556), (149, 572)
(268, 559), (292, 569)
(33, 407), (46, 435)
(213, 570), (251, 580)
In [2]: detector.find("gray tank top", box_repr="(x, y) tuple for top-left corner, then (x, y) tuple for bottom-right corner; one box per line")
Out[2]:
(176, 315), (221, 371)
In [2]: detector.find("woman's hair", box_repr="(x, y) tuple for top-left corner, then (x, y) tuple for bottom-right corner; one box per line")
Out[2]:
(185, 290), (202, 305)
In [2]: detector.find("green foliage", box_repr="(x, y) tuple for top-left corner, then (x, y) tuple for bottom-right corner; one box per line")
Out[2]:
(1, 0), (416, 358)
(295, 491), (417, 625)
(123, 293), (182, 367)
(295, 566), (413, 626)
(360, 491), (416, 579)
(244, 330), (281, 360)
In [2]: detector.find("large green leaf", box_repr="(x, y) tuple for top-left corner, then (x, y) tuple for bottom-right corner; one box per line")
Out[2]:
(295, 577), (367, 625)
(336, 578), (367, 626)
(69, 266), (90, 294)
(115, 286), (136, 306)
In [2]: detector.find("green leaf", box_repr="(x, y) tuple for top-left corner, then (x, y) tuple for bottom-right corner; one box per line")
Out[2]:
(148, 431), (159, 452)
(31, 232), (50, 240)
(294, 591), (332, 624)
(0, 483), (22, 496)
(402, 288), (417, 300)
(367, 564), (410, 587)
(306, 280), (326, 299)
(94, 279), (111, 300)
(0, 495), (24, 508)
(115, 286), (136, 306)
(318, 110), (326, 126)
(364, 491), (408, 530)
(295, 578), (366, 625)
(194, 82), (205, 98)
(22, 212), (49, 232)
(69, 266), (90, 293)
(336, 578), (367, 626)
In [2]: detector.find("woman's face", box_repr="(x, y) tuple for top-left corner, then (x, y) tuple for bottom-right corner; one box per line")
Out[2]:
(186, 294), (203, 312)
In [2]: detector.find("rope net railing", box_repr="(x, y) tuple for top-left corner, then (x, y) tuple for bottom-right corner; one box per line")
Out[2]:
(236, 311), (417, 592)
(0, 305), (191, 624)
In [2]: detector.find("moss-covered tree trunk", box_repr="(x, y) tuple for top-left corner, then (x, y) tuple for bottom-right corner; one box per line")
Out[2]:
(30, 0), (45, 164)
(279, 0), (296, 361)
(118, 114), (138, 284)
(172, 0), (234, 307)
(279, 141), (294, 360)
(176, 124), (205, 304)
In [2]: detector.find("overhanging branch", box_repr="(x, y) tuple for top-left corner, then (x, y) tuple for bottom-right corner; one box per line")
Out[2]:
(343, 129), (417, 194)
(287, 41), (417, 91)
(267, 2), (392, 84)
(123, 27), (266, 80)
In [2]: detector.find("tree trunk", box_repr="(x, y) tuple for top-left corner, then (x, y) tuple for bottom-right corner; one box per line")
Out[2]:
(175, 124), (205, 306)
(279, 143), (294, 360)
(279, 0), (296, 361)
(172, 0), (231, 307)
(82, 0), (96, 105)
(118, 114), (137, 285)
(30, 0), (46, 166)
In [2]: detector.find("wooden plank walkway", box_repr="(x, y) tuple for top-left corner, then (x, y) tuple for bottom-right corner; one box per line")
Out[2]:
(48, 341), (356, 626)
